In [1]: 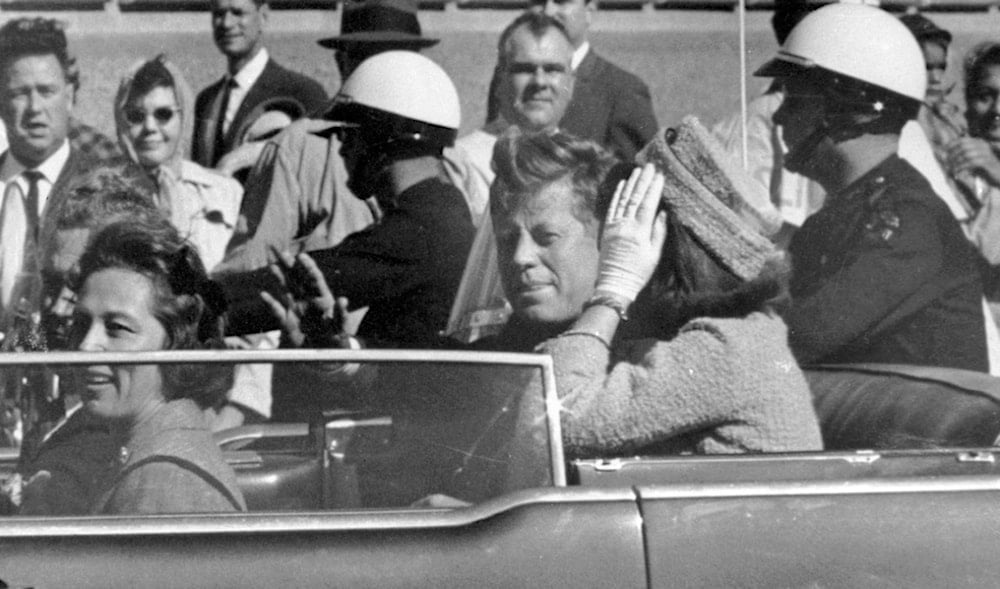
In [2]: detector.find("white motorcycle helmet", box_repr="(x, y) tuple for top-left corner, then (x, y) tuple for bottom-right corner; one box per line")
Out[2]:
(756, 2), (926, 115)
(326, 50), (460, 151)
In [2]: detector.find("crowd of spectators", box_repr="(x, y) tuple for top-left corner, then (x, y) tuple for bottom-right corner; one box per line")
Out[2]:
(0, 0), (999, 514)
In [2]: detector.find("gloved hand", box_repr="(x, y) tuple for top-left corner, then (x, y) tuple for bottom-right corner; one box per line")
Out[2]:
(595, 163), (668, 303)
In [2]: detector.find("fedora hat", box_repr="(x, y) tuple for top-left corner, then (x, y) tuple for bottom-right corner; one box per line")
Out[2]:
(318, 0), (439, 50)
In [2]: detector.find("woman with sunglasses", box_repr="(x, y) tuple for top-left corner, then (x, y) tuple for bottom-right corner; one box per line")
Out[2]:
(114, 55), (242, 272)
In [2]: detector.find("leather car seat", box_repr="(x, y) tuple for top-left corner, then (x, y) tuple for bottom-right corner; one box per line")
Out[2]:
(806, 364), (1000, 449)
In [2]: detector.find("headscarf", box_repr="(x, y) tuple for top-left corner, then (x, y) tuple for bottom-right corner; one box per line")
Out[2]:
(113, 55), (195, 214)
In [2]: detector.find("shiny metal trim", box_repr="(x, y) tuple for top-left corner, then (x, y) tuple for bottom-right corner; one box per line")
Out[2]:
(0, 349), (551, 366)
(214, 423), (310, 446)
(0, 487), (636, 537)
(1, 350), (568, 490)
(636, 475), (1000, 500)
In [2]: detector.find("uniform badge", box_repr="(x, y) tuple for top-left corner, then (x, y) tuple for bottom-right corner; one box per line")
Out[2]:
(863, 177), (900, 243)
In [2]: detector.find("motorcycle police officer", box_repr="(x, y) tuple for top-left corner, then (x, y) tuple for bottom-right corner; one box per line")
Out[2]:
(221, 51), (474, 351)
(756, 3), (990, 371)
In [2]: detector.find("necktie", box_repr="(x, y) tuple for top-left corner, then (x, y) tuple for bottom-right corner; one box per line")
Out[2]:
(213, 78), (237, 165)
(21, 170), (42, 246)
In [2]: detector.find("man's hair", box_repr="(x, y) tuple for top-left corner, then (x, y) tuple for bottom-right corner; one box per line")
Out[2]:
(490, 128), (622, 224)
(0, 18), (79, 91)
(497, 12), (572, 71)
(965, 42), (1000, 100)
(126, 55), (176, 104)
(52, 166), (161, 232)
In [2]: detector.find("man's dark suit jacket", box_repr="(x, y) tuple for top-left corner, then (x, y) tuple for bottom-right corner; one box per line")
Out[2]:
(192, 58), (328, 168)
(486, 48), (657, 161)
(561, 50), (658, 162)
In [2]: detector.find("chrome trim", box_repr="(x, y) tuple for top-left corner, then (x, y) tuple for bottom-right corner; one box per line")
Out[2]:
(1, 349), (568, 490)
(0, 487), (636, 537)
(214, 423), (310, 446)
(0, 446), (18, 463)
(636, 475), (1000, 500)
(541, 355), (566, 487)
(0, 349), (552, 366)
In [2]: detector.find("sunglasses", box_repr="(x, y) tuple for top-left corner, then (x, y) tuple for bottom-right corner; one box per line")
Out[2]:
(124, 106), (180, 125)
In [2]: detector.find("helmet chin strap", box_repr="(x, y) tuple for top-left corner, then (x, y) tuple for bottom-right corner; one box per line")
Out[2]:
(347, 149), (391, 202)
(783, 108), (881, 176)
(783, 120), (830, 176)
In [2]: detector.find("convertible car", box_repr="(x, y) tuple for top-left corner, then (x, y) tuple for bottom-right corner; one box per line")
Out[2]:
(1, 349), (1000, 588)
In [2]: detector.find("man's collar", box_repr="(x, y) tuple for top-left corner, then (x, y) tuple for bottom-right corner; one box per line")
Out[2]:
(230, 47), (269, 89)
(0, 139), (71, 183)
(571, 41), (590, 72)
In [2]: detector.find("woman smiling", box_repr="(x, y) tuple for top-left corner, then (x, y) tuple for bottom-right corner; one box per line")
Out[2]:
(114, 55), (242, 272)
(70, 218), (245, 514)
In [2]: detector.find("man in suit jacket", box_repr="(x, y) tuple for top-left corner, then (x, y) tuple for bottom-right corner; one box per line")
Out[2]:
(486, 0), (657, 161)
(193, 0), (328, 168)
(0, 18), (99, 325)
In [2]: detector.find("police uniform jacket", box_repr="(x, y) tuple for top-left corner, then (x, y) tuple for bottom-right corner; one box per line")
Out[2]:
(223, 176), (475, 350)
(307, 176), (475, 348)
(785, 155), (988, 371)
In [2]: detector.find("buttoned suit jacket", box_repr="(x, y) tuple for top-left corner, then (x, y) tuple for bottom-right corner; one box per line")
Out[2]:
(192, 58), (328, 168)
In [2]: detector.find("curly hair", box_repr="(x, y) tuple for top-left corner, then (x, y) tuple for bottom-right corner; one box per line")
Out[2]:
(0, 17), (79, 91)
(52, 166), (160, 232)
(73, 219), (233, 409)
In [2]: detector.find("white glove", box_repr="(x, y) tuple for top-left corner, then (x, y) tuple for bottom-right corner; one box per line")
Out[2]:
(595, 163), (667, 303)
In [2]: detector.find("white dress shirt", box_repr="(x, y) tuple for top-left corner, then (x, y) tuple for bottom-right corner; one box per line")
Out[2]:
(571, 41), (589, 72)
(222, 47), (269, 135)
(0, 140), (71, 313)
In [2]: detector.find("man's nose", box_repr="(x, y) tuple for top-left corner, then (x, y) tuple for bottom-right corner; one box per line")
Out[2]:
(25, 89), (43, 113)
(510, 236), (539, 268)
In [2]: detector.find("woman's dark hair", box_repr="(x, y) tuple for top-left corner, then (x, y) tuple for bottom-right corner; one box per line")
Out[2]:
(73, 219), (232, 409)
(965, 43), (1000, 101)
(127, 55), (175, 104)
(622, 220), (790, 340)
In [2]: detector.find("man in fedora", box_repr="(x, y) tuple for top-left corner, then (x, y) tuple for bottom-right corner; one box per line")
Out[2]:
(193, 0), (328, 169)
(208, 0), (441, 427)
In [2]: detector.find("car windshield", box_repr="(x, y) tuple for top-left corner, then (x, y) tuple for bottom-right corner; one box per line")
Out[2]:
(0, 349), (564, 515)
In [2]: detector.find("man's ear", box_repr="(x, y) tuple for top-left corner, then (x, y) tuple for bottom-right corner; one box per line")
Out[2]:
(259, 2), (270, 27)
